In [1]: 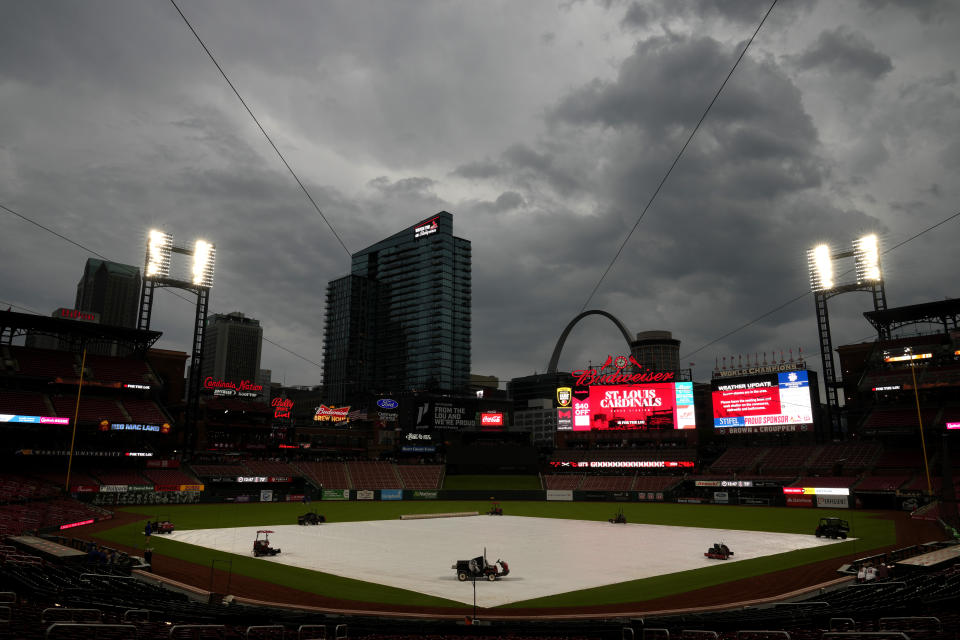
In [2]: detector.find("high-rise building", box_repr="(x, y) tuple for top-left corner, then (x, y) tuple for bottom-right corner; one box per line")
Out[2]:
(630, 330), (680, 373)
(75, 258), (141, 328)
(201, 312), (263, 389)
(323, 211), (471, 403)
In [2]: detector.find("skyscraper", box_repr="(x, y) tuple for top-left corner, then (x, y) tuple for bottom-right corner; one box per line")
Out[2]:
(75, 258), (141, 328)
(201, 312), (264, 387)
(323, 211), (471, 404)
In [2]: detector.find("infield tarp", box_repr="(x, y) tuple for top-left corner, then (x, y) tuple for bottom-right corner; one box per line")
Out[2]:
(166, 515), (850, 608)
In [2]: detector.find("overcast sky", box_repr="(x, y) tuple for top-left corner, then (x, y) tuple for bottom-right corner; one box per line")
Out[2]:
(2, 0), (958, 394)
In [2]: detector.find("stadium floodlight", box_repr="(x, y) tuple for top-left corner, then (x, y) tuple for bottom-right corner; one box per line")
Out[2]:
(191, 239), (216, 288)
(807, 244), (834, 292)
(145, 229), (173, 279)
(853, 234), (882, 284)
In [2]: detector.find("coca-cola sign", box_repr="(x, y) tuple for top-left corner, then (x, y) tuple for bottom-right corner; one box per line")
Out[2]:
(480, 412), (504, 427)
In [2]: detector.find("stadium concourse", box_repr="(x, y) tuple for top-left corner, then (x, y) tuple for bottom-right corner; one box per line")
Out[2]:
(167, 515), (849, 608)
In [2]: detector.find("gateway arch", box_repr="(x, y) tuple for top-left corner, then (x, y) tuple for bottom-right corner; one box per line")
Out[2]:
(546, 310), (634, 373)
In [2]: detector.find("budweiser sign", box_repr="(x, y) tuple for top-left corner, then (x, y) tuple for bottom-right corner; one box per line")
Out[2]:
(572, 355), (675, 386)
(314, 405), (350, 422)
(272, 397), (293, 419)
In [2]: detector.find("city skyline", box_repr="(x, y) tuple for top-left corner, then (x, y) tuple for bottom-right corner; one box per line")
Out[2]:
(1, 2), (958, 390)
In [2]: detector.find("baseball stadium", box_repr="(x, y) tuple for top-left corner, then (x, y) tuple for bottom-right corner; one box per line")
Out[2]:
(1, 296), (959, 639)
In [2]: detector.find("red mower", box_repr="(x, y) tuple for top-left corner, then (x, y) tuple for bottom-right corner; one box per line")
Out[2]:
(704, 542), (733, 560)
(253, 530), (281, 557)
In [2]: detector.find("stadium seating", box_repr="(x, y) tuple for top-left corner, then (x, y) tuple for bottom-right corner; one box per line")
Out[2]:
(347, 461), (400, 489)
(708, 447), (771, 474)
(543, 474), (583, 490)
(862, 408), (939, 431)
(7, 347), (78, 379)
(873, 449), (929, 474)
(634, 477), (683, 492)
(758, 445), (821, 475)
(395, 465), (443, 489)
(789, 476), (858, 488)
(807, 442), (883, 475)
(0, 473), (60, 502)
(854, 476), (911, 492)
(0, 390), (52, 416)
(142, 468), (199, 486)
(87, 469), (150, 486)
(121, 398), (168, 424)
(49, 395), (128, 424)
(82, 355), (151, 384)
(189, 464), (248, 478)
(296, 462), (350, 490)
(242, 460), (302, 478)
(580, 475), (633, 491)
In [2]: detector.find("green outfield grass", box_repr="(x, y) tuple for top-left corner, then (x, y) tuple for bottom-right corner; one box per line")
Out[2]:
(441, 475), (542, 490)
(96, 501), (895, 610)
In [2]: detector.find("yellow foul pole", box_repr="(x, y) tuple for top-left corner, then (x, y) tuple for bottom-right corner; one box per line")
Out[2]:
(65, 346), (87, 493)
(910, 362), (933, 497)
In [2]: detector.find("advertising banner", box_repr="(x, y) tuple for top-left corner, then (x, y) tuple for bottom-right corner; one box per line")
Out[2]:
(180, 484), (205, 492)
(128, 485), (154, 492)
(357, 490), (375, 500)
(146, 459), (180, 468)
(412, 490), (438, 500)
(322, 489), (349, 501)
(561, 382), (695, 431)
(677, 497), (705, 504)
(817, 495), (849, 509)
(741, 497), (771, 506)
(71, 485), (99, 493)
(432, 403), (475, 429)
(786, 495), (814, 507)
(99, 485), (128, 493)
(583, 492), (610, 501)
(285, 494), (306, 502)
(380, 489), (403, 501)
(611, 491), (634, 502)
(712, 371), (813, 428)
(712, 491), (729, 504)
(260, 489), (274, 503)
(546, 489), (573, 501)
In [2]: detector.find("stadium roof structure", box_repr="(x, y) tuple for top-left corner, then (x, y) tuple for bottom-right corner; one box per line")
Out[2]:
(0, 309), (162, 353)
(863, 298), (960, 337)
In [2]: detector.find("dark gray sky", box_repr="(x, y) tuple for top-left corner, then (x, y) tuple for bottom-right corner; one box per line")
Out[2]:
(2, 1), (958, 394)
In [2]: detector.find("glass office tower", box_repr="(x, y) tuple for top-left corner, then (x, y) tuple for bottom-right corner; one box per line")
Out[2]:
(322, 211), (471, 404)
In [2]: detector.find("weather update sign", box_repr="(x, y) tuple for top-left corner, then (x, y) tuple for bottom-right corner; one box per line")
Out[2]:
(712, 371), (813, 428)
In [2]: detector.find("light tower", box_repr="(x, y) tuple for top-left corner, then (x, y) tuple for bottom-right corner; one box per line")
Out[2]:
(138, 229), (217, 456)
(806, 234), (887, 437)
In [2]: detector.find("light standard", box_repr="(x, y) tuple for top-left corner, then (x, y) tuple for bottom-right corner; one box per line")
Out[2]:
(807, 234), (887, 438)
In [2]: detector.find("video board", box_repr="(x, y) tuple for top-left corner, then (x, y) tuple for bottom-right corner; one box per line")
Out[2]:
(711, 371), (813, 428)
(560, 382), (696, 431)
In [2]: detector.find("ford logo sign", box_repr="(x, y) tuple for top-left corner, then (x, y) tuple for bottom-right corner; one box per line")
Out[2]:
(377, 399), (399, 409)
